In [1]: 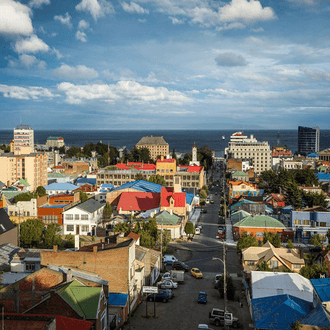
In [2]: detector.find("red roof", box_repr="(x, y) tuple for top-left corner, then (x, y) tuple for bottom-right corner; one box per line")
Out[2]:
(127, 232), (141, 241)
(177, 165), (203, 173)
(156, 158), (175, 163)
(115, 162), (156, 171)
(233, 133), (244, 136)
(160, 187), (186, 207)
(117, 192), (160, 211)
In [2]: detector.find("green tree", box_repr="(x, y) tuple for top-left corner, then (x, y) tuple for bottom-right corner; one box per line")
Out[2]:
(258, 170), (280, 194)
(64, 234), (75, 248)
(291, 321), (302, 330)
(43, 223), (63, 248)
(303, 191), (328, 208)
(103, 202), (113, 219)
(256, 261), (271, 271)
(98, 152), (109, 167)
(202, 185), (209, 196)
(185, 222), (195, 236)
(300, 262), (327, 279)
(294, 168), (319, 187)
(310, 234), (325, 247)
(135, 173), (144, 180)
(263, 232), (281, 248)
(217, 275), (236, 300)
(14, 192), (35, 203)
(79, 191), (88, 203)
(148, 174), (166, 186)
(199, 189), (207, 199)
(35, 186), (46, 197)
(237, 232), (259, 253)
(284, 181), (303, 208)
(67, 145), (80, 158)
(287, 239), (294, 249)
(20, 219), (45, 248)
(59, 146), (66, 154)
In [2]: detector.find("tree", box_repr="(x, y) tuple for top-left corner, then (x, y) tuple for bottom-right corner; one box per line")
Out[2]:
(303, 191), (328, 208)
(35, 186), (46, 197)
(148, 174), (166, 186)
(64, 234), (75, 248)
(199, 189), (207, 199)
(67, 145), (80, 158)
(185, 222), (195, 237)
(217, 275), (236, 300)
(237, 232), (258, 253)
(256, 261), (271, 271)
(79, 191), (88, 203)
(98, 152), (109, 167)
(287, 239), (294, 249)
(263, 232), (281, 248)
(135, 173), (144, 181)
(43, 223), (63, 248)
(300, 262), (327, 279)
(284, 181), (303, 209)
(103, 202), (113, 219)
(202, 185), (209, 196)
(310, 234), (325, 247)
(258, 170), (280, 194)
(20, 219), (45, 248)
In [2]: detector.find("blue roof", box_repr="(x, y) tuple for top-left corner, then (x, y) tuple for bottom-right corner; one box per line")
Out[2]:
(317, 172), (330, 182)
(75, 178), (96, 185)
(100, 184), (114, 188)
(299, 304), (330, 327)
(112, 180), (163, 193)
(185, 192), (195, 205)
(41, 204), (68, 208)
(307, 153), (319, 158)
(310, 278), (330, 302)
(108, 293), (128, 307)
(252, 294), (312, 330)
(44, 182), (78, 191)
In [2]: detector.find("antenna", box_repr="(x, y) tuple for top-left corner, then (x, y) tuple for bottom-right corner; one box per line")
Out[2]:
(277, 132), (280, 146)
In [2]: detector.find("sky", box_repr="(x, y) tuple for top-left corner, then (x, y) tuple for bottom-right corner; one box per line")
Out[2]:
(1, 0), (330, 130)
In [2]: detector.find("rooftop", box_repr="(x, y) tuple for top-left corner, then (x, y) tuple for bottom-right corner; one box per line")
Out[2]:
(136, 135), (168, 146)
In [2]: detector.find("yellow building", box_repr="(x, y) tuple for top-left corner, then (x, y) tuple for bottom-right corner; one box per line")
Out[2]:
(135, 135), (169, 161)
(156, 156), (176, 186)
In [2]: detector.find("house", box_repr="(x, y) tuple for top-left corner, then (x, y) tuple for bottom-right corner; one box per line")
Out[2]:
(155, 210), (185, 239)
(25, 279), (107, 330)
(264, 193), (286, 208)
(0, 208), (18, 246)
(44, 182), (79, 195)
(160, 185), (186, 218)
(233, 215), (287, 240)
(228, 181), (261, 200)
(250, 271), (316, 304)
(242, 241), (305, 273)
(310, 278), (330, 312)
(63, 198), (105, 235)
(252, 294), (313, 330)
(0, 243), (20, 271)
(231, 171), (249, 182)
(299, 304), (330, 329)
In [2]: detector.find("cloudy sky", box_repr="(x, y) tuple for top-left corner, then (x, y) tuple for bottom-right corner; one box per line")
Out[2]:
(1, 0), (330, 130)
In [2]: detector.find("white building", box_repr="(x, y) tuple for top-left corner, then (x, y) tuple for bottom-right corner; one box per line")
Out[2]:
(13, 125), (34, 154)
(46, 136), (65, 149)
(63, 198), (105, 235)
(277, 159), (303, 171)
(44, 182), (78, 195)
(225, 132), (272, 174)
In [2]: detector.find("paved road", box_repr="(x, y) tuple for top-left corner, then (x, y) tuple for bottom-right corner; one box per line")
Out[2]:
(128, 168), (253, 330)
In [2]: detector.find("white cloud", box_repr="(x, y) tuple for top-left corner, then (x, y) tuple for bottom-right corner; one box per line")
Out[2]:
(57, 81), (191, 105)
(0, 0), (33, 35)
(52, 47), (64, 59)
(287, 0), (317, 5)
(54, 64), (99, 79)
(219, 0), (276, 23)
(54, 12), (72, 28)
(169, 16), (185, 25)
(215, 52), (248, 67)
(19, 54), (38, 68)
(216, 22), (245, 31)
(121, 2), (149, 14)
(14, 35), (50, 54)
(76, 30), (88, 42)
(78, 20), (90, 30)
(251, 27), (264, 32)
(304, 68), (330, 82)
(0, 84), (58, 100)
(29, 0), (50, 8)
(76, 0), (115, 21)
(138, 18), (147, 23)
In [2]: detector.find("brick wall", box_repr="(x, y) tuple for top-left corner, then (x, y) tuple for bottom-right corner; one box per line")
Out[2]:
(41, 243), (132, 293)
(37, 195), (48, 207)
(0, 227), (18, 246)
(227, 158), (242, 172)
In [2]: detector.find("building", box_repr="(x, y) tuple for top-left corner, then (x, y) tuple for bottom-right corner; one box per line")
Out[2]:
(228, 181), (261, 199)
(156, 156), (176, 186)
(225, 132), (272, 174)
(189, 143), (200, 166)
(0, 208), (18, 246)
(46, 136), (65, 149)
(176, 165), (205, 190)
(318, 148), (330, 162)
(242, 241), (304, 273)
(117, 192), (160, 215)
(13, 125), (34, 154)
(44, 182), (79, 195)
(298, 126), (320, 156)
(135, 135), (169, 161)
(231, 171), (249, 182)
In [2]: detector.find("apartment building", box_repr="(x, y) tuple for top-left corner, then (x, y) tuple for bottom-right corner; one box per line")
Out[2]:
(135, 135), (169, 161)
(13, 125), (34, 154)
(298, 126), (320, 156)
(225, 132), (272, 174)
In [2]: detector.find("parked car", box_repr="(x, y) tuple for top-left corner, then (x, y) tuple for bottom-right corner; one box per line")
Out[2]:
(209, 308), (239, 328)
(214, 274), (223, 288)
(198, 325), (214, 330)
(163, 254), (178, 264)
(191, 267), (203, 279)
(215, 192), (218, 195)
(147, 289), (172, 303)
(197, 292), (207, 304)
(210, 200), (214, 204)
(172, 261), (189, 272)
(157, 279), (178, 289)
(197, 223), (203, 230)
(195, 228), (201, 235)
(202, 209), (207, 213)
(310, 246), (322, 253)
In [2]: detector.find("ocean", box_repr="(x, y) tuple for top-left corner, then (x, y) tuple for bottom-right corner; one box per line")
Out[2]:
(1, 129), (330, 157)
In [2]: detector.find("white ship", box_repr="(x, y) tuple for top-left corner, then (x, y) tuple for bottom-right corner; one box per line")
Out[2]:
(222, 135), (225, 140)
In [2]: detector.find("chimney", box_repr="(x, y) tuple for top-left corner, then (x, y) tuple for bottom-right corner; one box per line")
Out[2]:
(53, 245), (58, 253)
(102, 243), (105, 250)
(67, 268), (73, 282)
(116, 233), (125, 244)
(170, 209), (173, 215)
(93, 246), (98, 253)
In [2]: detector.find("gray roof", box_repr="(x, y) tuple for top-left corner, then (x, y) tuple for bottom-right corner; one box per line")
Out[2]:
(76, 198), (104, 214)
(136, 136), (168, 146)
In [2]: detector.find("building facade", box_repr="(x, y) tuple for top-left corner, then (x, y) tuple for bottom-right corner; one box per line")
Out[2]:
(46, 136), (65, 148)
(298, 126), (320, 156)
(13, 125), (34, 154)
(135, 135), (169, 161)
(225, 132), (272, 174)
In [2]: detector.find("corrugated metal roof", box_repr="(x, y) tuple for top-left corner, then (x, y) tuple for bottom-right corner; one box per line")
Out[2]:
(111, 180), (163, 193)
(108, 293), (128, 307)
(44, 182), (78, 191)
(310, 278), (330, 302)
(299, 303), (330, 328)
(252, 294), (312, 330)
(233, 215), (285, 228)
(76, 199), (104, 214)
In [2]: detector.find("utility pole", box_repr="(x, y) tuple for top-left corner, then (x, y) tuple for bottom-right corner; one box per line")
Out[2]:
(223, 239), (227, 314)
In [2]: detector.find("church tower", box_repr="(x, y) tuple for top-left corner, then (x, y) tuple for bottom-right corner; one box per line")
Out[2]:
(190, 142), (200, 166)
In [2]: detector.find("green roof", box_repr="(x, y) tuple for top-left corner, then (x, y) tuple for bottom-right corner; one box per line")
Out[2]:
(47, 136), (63, 140)
(231, 210), (250, 221)
(18, 178), (30, 187)
(156, 210), (181, 225)
(57, 280), (102, 319)
(2, 191), (22, 198)
(232, 171), (248, 176)
(233, 215), (285, 228)
(48, 173), (68, 178)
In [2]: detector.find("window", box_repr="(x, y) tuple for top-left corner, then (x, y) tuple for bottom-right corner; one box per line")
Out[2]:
(294, 219), (301, 225)
(75, 214), (79, 220)
(294, 264), (301, 269)
(270, 260), (278, 269)
(320, 222), (326, 227)
(81, 225), (89, 232)
(66, 214), (73, 220)
(66, 225), (74, 231)
(247, 261), (255, 266)
(81, 214), (88, 220)
(303, 220), (310, 225)
(26, 263), (36, 272)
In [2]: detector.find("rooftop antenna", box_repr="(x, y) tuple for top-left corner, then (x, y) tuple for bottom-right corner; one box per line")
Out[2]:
(277, 132), (280, 146)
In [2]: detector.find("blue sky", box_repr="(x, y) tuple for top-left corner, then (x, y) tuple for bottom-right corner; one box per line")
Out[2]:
(1, 0), (330, 130)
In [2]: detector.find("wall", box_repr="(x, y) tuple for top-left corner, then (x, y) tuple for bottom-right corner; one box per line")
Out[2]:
(0, 227), (18, 246)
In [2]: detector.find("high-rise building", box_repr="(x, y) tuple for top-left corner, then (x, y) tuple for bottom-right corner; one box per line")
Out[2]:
(13, 125), (34, 154)
(225, 132), (272, 174)
(0, 126), (47, 191)
(135, 135), (169, 161)
(298, 126), (320, 156)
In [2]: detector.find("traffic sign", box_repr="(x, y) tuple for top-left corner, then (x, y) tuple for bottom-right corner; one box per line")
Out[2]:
(142, 286), (158, 294)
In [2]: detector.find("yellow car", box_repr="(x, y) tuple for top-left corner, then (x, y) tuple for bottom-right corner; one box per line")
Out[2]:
(191, 268), (203, 279)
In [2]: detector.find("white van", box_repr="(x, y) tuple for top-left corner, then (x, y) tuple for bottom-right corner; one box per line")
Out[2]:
(195, 227), (201, 235)
(162, 255), (178, 265)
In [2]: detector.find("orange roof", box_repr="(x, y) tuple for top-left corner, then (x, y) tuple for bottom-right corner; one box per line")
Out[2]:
(177, 165), (203, 173)
(156, 158), (175, 163)
(160, 187), (186, 207)
(127, 232), (141, 241)
(229, 180), (254, 187)
(115, 162), (156, 171)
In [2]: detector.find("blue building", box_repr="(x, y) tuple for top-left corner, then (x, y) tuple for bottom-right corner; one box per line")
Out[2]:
(290, 210), (330, 243)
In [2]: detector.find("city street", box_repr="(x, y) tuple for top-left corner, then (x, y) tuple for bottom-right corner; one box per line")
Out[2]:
(129, 167), (253, 330)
